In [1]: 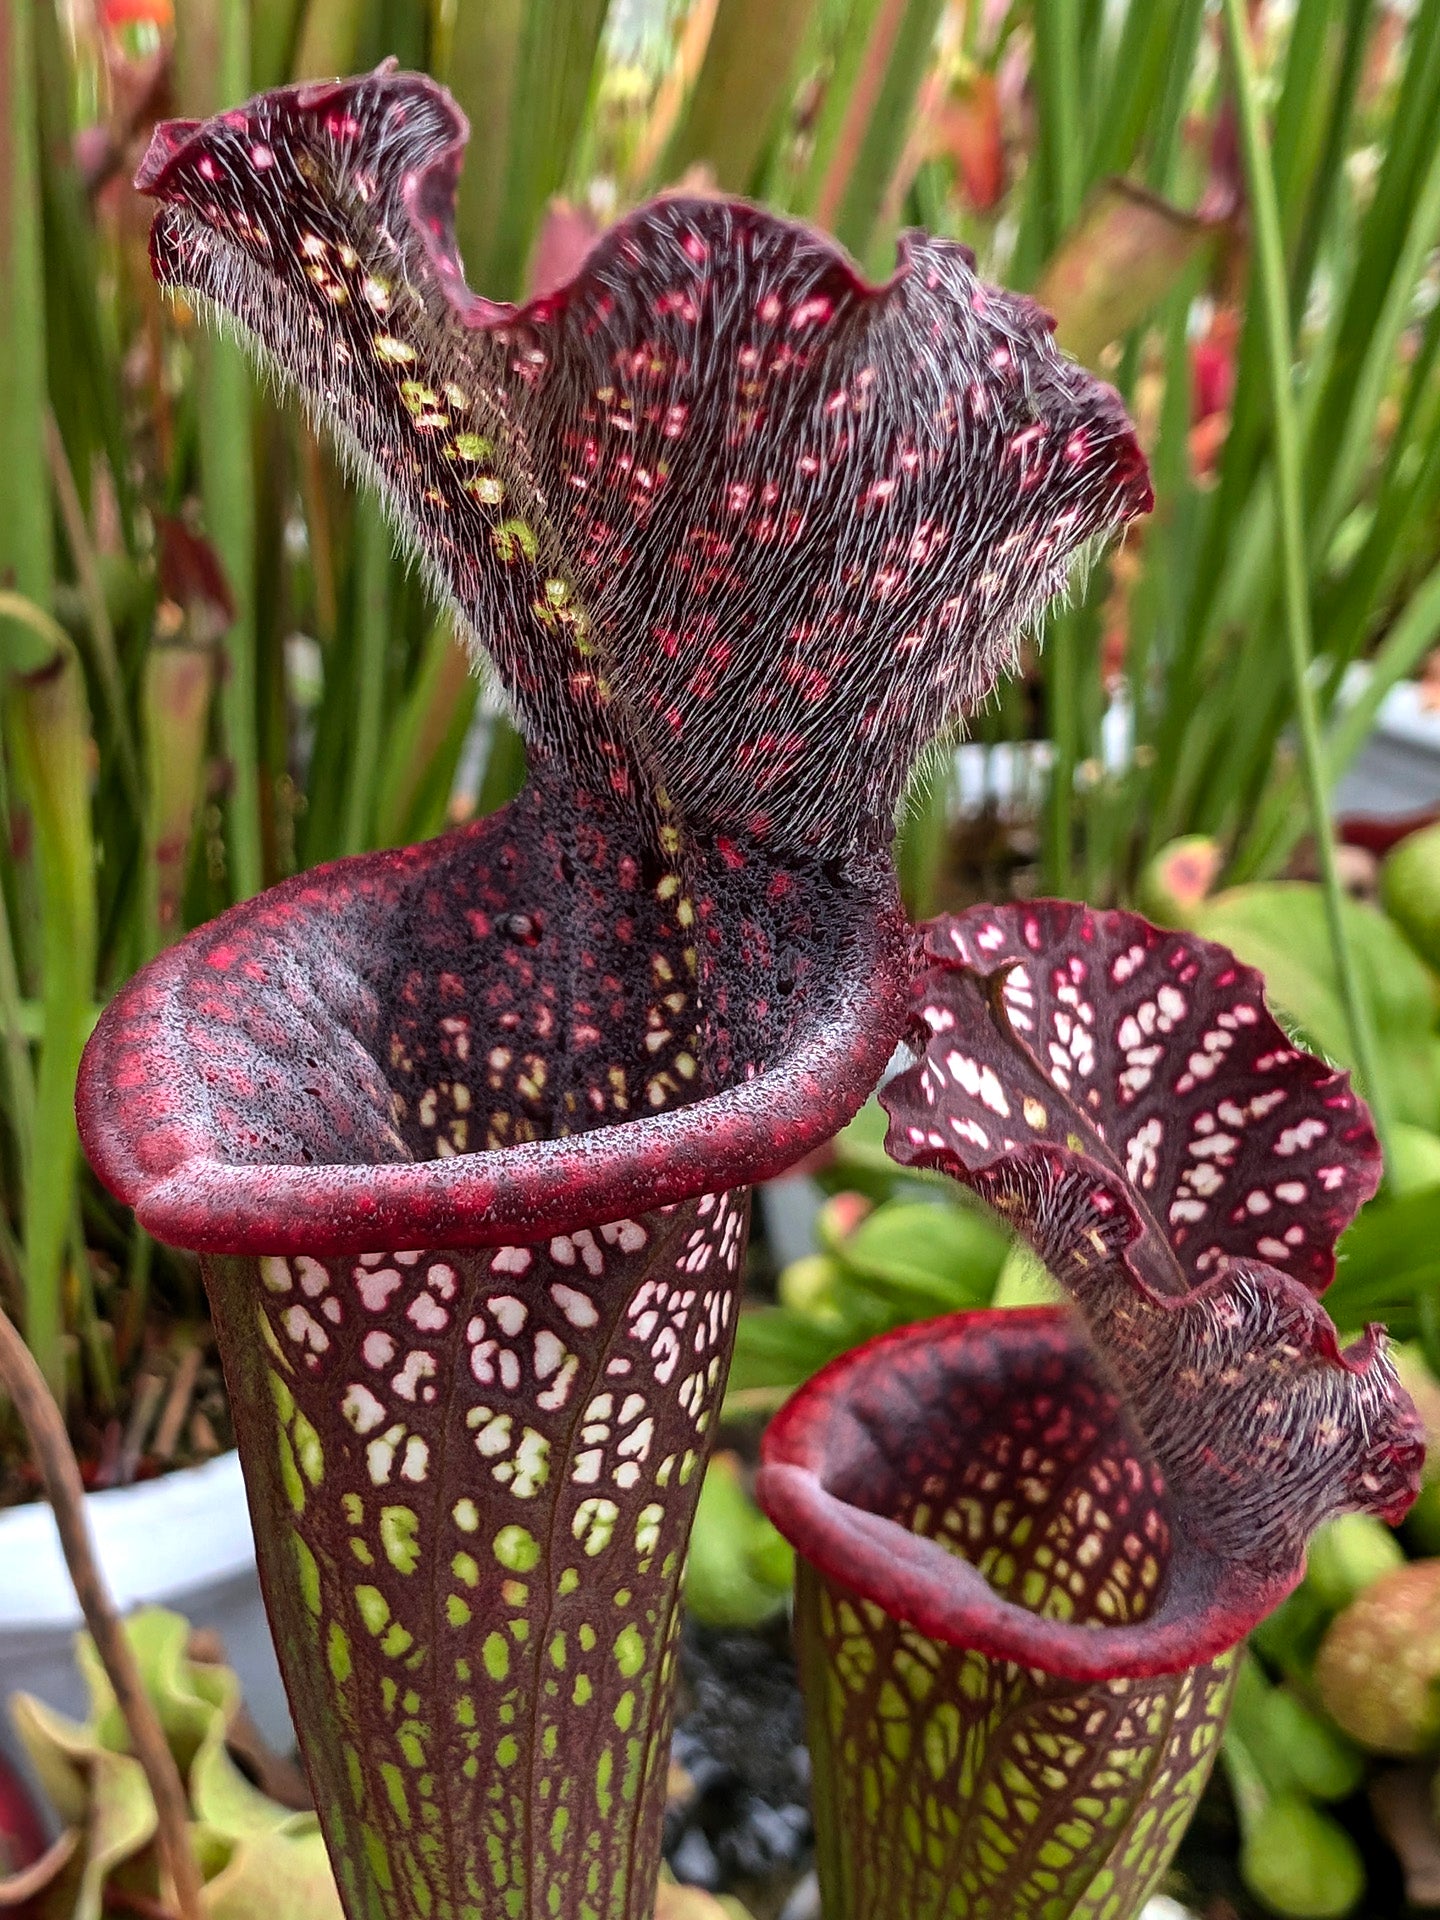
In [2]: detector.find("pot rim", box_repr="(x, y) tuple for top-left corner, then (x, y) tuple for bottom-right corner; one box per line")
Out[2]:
(0, 1450), (253, 1629)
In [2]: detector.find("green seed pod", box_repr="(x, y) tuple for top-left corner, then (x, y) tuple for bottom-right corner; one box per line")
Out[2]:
(1136, 834), (1223, 929)
(1304, 1512), (1406, 1614)
(1239, 1796), (1365, 1919)
(1404, 1477), (1440, 1557)
(1381, 820), (1440, 973)
(1259, 1687), (1365, 1803)
(777, 1253), (842, 1316)
(1315, 1562), (1440, 1756)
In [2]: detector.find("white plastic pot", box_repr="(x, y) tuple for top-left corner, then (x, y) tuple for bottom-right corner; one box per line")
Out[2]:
(0, 1450), (290, 1790)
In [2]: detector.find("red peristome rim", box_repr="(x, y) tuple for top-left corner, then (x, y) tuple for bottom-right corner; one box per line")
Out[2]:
(77, 840), (912, 1258)
(756, 1307), (1290, 1682)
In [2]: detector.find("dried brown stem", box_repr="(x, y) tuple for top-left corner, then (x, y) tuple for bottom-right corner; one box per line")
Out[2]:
(0, 1307), (205, 1920)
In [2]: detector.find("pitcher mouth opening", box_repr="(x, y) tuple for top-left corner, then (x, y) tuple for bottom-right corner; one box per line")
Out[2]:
(76, 772), (914, 1258)
(757, 1306), (1306, 1683)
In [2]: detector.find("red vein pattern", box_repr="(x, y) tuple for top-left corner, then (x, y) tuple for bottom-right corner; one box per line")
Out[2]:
(76, 64), (1152, 1920)
(209, 1193), (745, 1920)
(767, 1312), (1236, 1920)
(758, 903), (1421, 1920)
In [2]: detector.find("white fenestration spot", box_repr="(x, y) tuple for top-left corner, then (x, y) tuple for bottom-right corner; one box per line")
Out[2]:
(260, 1257), (293, 1294)
(1175, 1024), (1234, 1096)
(427, 1262), (459, 1299)
(363, 1329), (397, 1370)
(1276, 1118), (1326, 1156)
(1124, 1116), (1163, 1190)
(408, 1292), (449, 1332)
(533, 1329), (567, 1378)
(498, 1426), (548, 1497)
(570, 1228), (605, 1276)
(489, 1295), (528, 1337)
(945, 1049), (1011, 1118)
(367, 1424), (405, 1485)
(342, 1383), (386, 1434)
(537, 1355), (579, 1412)
(295, 1256), (329, 1297)
(491, 1245), (532, 1276)
(356, 1266), (403, 1312)
(598, 1219), (649, 1254)
(551, 1283), (599, 1328)
(282, 1304), (330, 1357)
(391, 1349), (436, 1401)
(1111, 943), (1146, 984)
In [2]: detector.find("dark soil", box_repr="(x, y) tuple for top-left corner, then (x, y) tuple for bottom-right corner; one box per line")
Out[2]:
(665, 1620), (813, 1920)
(665, 1622), (1426, 1920)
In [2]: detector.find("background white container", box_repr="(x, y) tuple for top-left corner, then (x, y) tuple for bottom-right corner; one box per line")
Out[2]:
(0, 1450), (290, 1797)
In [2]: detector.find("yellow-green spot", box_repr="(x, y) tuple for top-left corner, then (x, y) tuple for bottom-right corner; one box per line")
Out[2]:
(381, 1505), (421, 1575)
(496, 1734), (519, 1769)
(494, 1525), (539, 1572)
(342, 1492), (364, 1526)
(492, 518), (537, 564)
(613, 1625), (645, 1679)
(345, 1744), (364, 1808)
(328, 1623), (353, 1684)
(380, 1762), (412, 1827)
(452, 1551), (479, 1587)
(374, 335), (416, 365)
(483, 1633), (510, 1682)
(278, 1430), (304, 1515)
(451, 432), (492, 461)
(558, 1567), (579, 1597)
(549, 1632), (567, 1670)
(363, 1825), (394, 1891)
(452, 1498), (479, 1532)
(292, 1534), (321, 1617)
(596, 1749), (613, 1817)
(455, 1696), (475, 1729)
(635, 1505), (663, 1557)
(550, 1808), (570, 1853)
(350, 1537), (375, 1567)
(614, 1691), (635, 1732)
(447, 1595), (473, 1628)
(293, 1412), (324, 1486)
(399, 1728), (426, 1769)
(578, 1625), (596, 1653)
(381, 1623), (414, 1659)
(268, 1370), (296, 1423)
(573, 1675), (592, 1707)
(356, 1585), (390, 1635)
